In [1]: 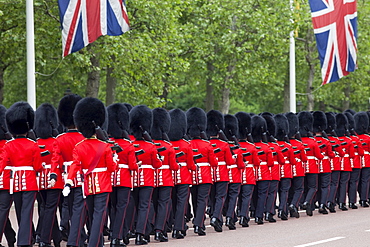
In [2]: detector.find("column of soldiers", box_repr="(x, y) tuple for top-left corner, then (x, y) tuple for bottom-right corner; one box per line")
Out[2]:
(1, 95), (370, 247)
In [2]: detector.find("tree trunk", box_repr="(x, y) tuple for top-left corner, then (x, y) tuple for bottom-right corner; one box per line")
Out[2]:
(305, 29), (316, 111)
(343, 82), (351, 110)
(106, 56), (116, 105)
(220, 86), (230, 114)
(86, 45), (100, 98)
(205, 62), (214, 111)
(306, 63), (315, 111)
(0, 66), (4, 104)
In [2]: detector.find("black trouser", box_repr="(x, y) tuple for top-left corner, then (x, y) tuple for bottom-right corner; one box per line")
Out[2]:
(173, 184), (190, 231)
(359, 167), (370, 201)
(67, 187), (87, 247)
(153, 186), (172, 232)
(132, 186), (153, 235)
(212, 181), (228, 223)
(86, 192), (110, 247)
(278, 178), (291, 214)
(38, 189), (62, 244)
(13, 191), (37, 246)
(191, 183), (211, 227)
(289, 176), (304, 207)
(239, 184), (254, 218)
(327, 171), (340, 204)
(318, 173), (331, 205)
(348, 168), (361, 203)
(304, 173), (318, 205)
(255, 181), (270, 218)
(0, 190), (14, 245)
(110, 187), (131, 240)
(265, 180), (278, 214)
(338, 171), (350, 203)
(225, 183), (241, 219)
(60, 192), (70, 232)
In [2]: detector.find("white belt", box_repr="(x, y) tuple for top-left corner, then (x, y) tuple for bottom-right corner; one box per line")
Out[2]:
(5, 166), (34, 171)
(197, 162), (210, 167)
(118, 164), (129, 169)
(274, 161), (279, 165)
(307, 156), (316, 160)
(365, 151), (370, 155)
(178, 162), (187, 167)
(83, 167), (107, 173)
(140, 165), (154, 169)
(218, 161), (226, 166)
(227, 164), (238, 169)
(344, 154), (349, 157)
(260, 162), (267, 166)
(159, 165), (170, 169)
(285, 161), (290, 164)
(246, 164), (254, 168)
(43, 164), (52, 169)
(323, 156), (329, 160)
(354, 152), (358, 155)
(63, 161), (73, 166)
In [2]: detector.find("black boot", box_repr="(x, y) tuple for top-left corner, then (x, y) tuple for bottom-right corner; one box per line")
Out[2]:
(349, 203), (358, 209)
(111, 238), (126, 247)
(194, 226), (206, 236)
(360, 200), (369, 207)
(265, 212), (276, 223)
(225, 216), (236, 230)
(278, 210), (288, 220)
(239, 216), (249, 227)
(318, 204), (328, 214)
(303, 202), (313, 216)
(288, 204), (300, 218)
(154, 231), (168, 242)
(255, 217), (264, 225)
(339, 203), (348, 211)
(327, 202), (336, 213)
(210, 217), (223, 232)
(135, 233), (148, 245)
(249, 210), (255, 218)
(172, 230), (185, 239)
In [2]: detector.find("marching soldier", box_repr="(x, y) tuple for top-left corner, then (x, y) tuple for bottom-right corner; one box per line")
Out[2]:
(63, 97), (117, 247)
(107, 103), (137, 247)
(34, 103), (62, 247)
(186, 107), (218, 236)
(168, 109), (196, 239)
(0, 102), (43, 247)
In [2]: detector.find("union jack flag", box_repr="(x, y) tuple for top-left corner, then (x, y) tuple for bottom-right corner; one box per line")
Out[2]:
(58, 0), (130, 57)
(309, 0), (357, 85)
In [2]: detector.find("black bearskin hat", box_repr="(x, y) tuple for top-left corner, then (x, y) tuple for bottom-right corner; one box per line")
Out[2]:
(6, 101), (34, 136)
(168, 109), (187, 141)
(34, 103), (58, 139)
(325, 112), (336, 133)
(367, 111), (370, 131)
(129, 105), (152, 140)
(312, 111), (327, 133)
(354, 112), (369, 135)
(251, 115), (267, 143)
(206, 110), (224, 137)
(107, 103), (129, 139)
(344, 112), (355, 131)
(298, 111), (313, 137)
(285, 112), (299, 138)
(235, 112), (251, 140)
(58, 94), (82, 128)
(224, 114), (238, 140)
(151, 108), (170, 140)
(123, 103), (133, 112)
(73, 97), (106, 138)
(0, 105), (8, 140)
(261, 113), (276, 137)
(186, 107), (206, 138)
(344, 109), (356, 115)
(274, 114), (289, 141)
(335, 113), (348, 137)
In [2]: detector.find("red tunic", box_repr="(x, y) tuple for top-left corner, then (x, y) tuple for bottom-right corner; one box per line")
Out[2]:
(358, 134), (370, 168)
(190, 138), (218, 185)
(67, 138), (117, 196)
(227, 144), (246, 184)
(254, 142), (274, 181)
(349, 135), (364, 169)
(111, 138), (137, 188)
(289, 139), (307, 177)
(276, 141), (296, 179)
(132, 140), (162, 187)
(301, 137), (324, 174)
(209, 138), (234, 183)
(0, 139), (10, 190)
(171, 139), (196, 185)
(37, 137), (64, 190)
(238, 141), (260, 185)
(338, 136), (355, 171)
(269, 142), (286, 181)
(327, 136), (346, 171)
(315, 136), (335, 173)
(51, 130), (84, 188)
(0, 137), (43, 193)
(154, 140), (179, 187)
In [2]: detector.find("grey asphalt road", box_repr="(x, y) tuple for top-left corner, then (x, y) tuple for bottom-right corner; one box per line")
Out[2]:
(3, 205), (370, 247)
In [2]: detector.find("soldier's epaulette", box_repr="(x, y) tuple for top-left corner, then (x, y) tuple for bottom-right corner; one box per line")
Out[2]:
(339, 139), (345, 141)
(305, 148), (311, 151)
(303, 144), (308, 146)
(240, 147), (247, 151)
(255, 146), (261, 149)
(272, 152), (277, 156)
(211, 143), (217, 147)
(243, 152), (252, 157)
(135, 149), (145, 156)
(214, 148), (222, 153)
(352, 141), (357, 144)
(192, 149), (198, 152)
(270, 147), (275, 150)
(176, 151), (185, 158)
(279, 145), (285, 148)
(228, 141), (235, 145)
(257, 151), (265, 155)
(362, 142), (367, 146)
(317, 140), (322, 143)
(39, 145), (45, 149)
(154, 143), (161, 146)
(134, 144), (140, 148)
(292, 146), (298, 149)
(341, 142), (347, 146)
(230, 146), (239, 150)
(330, 141), (336, 143)
(294, 150), (301, 155)
(174, 147), (180, 150)
(282, 148), (289, 153)
(157, 146), (166, 153)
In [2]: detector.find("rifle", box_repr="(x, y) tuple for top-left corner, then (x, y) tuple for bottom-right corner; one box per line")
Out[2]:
(117, 120), (131, 140)
(216, 125), (228, 142)
(318, 126), (329, 140)
(93, 121), (123, 153)
(198, 125), (208, 140)
(1, 125), (12, 140)
(245, 127), (254, 143)
(261, 127), (268, 143)
(140, 125), (153, 143)
(295, 131), (302, 141)
(49, 121), (59, 137)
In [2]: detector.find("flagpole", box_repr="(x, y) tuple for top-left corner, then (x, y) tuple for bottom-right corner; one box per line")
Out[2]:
(289, 0), (296, 113)
(26, 0), (36, 109)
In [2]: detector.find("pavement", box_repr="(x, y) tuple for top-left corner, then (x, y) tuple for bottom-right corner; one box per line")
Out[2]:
(2, 204), (370, 247)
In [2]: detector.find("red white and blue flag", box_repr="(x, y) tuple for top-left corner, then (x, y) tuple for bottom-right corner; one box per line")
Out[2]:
(309, 0), (357, 85)
(58, 0), (130, 57)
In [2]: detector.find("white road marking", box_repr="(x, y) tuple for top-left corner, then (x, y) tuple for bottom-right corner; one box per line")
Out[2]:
(365, 229), (370, 232)
(294, 237), (345, 247)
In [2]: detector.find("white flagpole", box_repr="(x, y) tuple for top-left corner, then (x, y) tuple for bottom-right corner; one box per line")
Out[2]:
(289, 0), (296, 113)
(26, 0), (36, 109)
